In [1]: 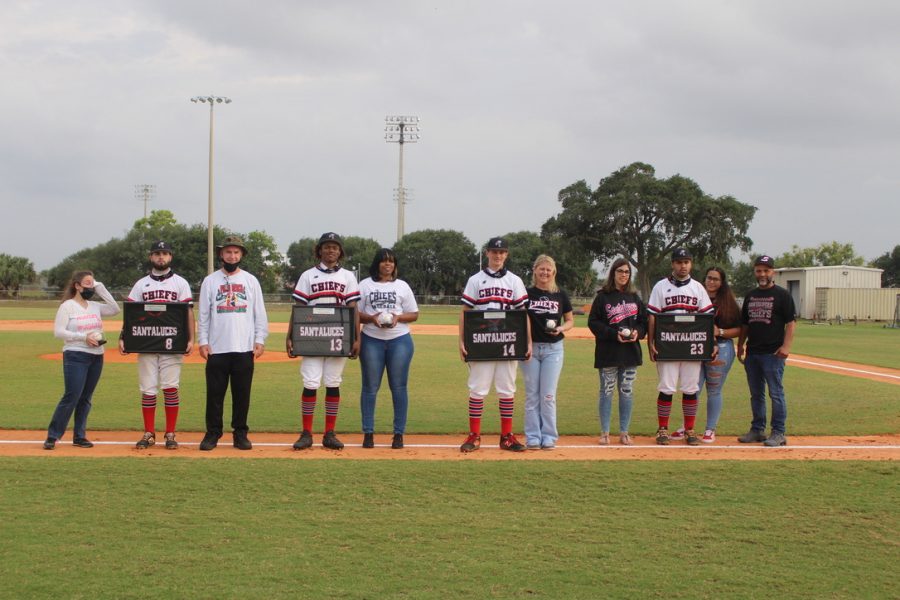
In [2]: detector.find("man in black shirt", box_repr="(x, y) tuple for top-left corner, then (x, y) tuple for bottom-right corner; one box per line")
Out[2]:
(736, 255), (796, 446)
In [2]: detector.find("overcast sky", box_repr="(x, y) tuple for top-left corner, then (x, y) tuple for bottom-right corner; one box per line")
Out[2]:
(2, 1), (898, 271)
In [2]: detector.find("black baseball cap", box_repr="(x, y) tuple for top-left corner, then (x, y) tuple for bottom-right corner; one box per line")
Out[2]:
(150, 240), (173, 253)
(317, 232), (344, 249)
(671, 248), (692, 260)
(486, 237), (509, 250)
(754, 254), (776, 268)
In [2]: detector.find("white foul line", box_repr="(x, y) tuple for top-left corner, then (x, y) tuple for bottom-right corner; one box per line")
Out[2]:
(788, 358), (900, 380)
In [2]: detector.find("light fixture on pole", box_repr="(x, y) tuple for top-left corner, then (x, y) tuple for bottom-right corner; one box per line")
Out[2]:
(191, 95), (232, 274)
(384, 115), (420, 241)
(135, 184), (156, 219)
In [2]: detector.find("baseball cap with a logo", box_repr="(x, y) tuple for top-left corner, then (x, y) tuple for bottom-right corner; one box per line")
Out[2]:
(754, 255), (776, 268)
(671, 248), (692, 261)
(150, 240), (173, 253)
(486, 237), (509, 250)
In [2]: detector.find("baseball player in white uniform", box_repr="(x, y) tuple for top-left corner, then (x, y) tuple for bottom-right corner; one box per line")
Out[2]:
(119, 241), (194, 450)
(288, 232), (361, 450)
(647, 248), (714, 445)
(459, 236), (531, 453)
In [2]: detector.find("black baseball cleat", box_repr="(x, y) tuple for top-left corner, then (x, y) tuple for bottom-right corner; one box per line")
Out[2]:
(362, 432), (375, 448)
(43, 438), (56, 450)
(136, 432), (155, 449)
(233, 434), (252, 450)
(460, 432), (481, 453)
(164, 432), (178, 450)
(499, 433), (525, 452)
(322, 430), (344, 450)
(391, 434), (404, 449)
(72, 438), (94, 448)
(292, 430), (313, 450)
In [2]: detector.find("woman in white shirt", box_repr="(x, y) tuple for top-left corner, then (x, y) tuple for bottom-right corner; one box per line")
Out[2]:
(44, 270), (120, 450)
(357, 249), (419, 449)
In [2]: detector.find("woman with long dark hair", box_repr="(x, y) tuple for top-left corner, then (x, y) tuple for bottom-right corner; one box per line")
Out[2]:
(588, 258), (647, 445)
(44, 270), (119, 450)
(357, 248), (419, 449)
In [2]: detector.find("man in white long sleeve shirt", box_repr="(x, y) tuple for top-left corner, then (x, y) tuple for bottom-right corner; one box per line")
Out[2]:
(197, 236), (269, 451)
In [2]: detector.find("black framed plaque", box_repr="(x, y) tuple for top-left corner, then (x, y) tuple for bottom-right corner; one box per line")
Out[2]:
(289, 305), (356, 357)
(463, 310), (529, 362)
(122, 302), (191, 353)
(653, 313), (714, 361)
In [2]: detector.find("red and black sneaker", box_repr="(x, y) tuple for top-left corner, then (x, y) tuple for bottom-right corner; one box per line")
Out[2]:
(499, 433), (525, 452)
(460, 432), (481, 453)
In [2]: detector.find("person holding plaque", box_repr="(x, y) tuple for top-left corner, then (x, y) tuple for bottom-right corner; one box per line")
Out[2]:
(647, 248), (714, 446)
(458, 236), (530, 453)
(519, 255), (573, 450)
(197, 236), (269, 451)
(588, 258), (646, 446)
(357, 248), (419, 449)
(288, 232), (360, 451)
(44, 270), (120, 450)
(119, 241), (194, 450)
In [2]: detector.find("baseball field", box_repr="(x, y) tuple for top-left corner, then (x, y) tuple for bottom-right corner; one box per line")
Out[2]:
(0, 303), (897, 599)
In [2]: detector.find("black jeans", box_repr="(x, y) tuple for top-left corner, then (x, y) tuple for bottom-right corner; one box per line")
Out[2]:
(205, 352), (255, 437)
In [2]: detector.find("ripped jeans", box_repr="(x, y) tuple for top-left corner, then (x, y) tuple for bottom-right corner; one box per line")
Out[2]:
(598, 366), (637, 434)
(520, 342), (564, 447)
(698, 340), (736, 431)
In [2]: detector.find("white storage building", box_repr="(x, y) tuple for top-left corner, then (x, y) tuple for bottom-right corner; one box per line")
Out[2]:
(773, 265), (887, 320)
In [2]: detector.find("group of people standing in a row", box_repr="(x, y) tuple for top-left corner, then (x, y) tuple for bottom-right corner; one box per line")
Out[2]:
(43, 233), (795, 452)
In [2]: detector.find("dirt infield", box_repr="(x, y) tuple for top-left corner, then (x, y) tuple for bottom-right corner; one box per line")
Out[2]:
(2, 430), (897, 461)
(14, 319), (899, 384)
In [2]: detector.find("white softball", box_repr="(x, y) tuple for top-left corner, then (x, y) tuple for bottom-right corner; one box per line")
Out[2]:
(89, 331), (104, 342)
(378, 312), (394, 326)
(619, 327), (633, 339)
(545, 319), (557, 330)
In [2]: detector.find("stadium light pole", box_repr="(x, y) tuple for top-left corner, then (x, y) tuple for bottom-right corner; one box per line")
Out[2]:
(191, 95), (232, 274)
(384, 115), (420, 241)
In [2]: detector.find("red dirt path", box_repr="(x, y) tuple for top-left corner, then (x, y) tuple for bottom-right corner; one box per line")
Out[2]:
(1, 430), (897, 461)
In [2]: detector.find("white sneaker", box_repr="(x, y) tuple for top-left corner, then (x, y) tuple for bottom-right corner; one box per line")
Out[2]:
(702, 429), (716, 444)
(670, 427), (686, 440)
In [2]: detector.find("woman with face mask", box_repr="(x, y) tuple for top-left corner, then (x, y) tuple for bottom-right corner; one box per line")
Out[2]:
(44, 270), (120, 450)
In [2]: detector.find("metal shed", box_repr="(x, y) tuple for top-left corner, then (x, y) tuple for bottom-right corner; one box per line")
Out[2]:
(773, 266), (883, 319)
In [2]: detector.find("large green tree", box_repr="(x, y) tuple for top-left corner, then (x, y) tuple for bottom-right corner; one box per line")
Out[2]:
(542, 162), (756, 298)
(45, 211), (284, 293)
(776, 241), (866, 268)
(0, 254), (37, 297)
(871, 245), (900, 287)
(393, 229), (477, 296)
(492, 231), (598, 296)
(283, 235), (381, 287)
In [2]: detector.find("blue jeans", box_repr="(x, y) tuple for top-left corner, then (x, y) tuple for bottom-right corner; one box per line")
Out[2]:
(699, 340), (735, 431)
(48, 351), (104, 441)
(744, 353), (787, 434)
(359, 332), (414, 434)
(519, 342), (564, 447)
(598, 366), (637, 433)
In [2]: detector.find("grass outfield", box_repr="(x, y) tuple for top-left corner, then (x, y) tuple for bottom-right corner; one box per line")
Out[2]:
(1, 330), (898, 436)
(1, 459), (896, 599)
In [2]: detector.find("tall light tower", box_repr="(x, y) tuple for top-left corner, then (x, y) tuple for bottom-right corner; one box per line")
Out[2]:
(191, 95), (232, 274)
(135, 184), (156, 219)
(384, 115), (420, 241)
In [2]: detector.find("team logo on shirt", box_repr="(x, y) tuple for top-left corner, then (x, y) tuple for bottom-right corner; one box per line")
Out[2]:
(216, 283), (247, 313)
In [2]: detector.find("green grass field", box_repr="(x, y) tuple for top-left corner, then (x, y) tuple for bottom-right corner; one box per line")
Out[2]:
(1, 303), (898, 598)
(1, 459), (896, 599)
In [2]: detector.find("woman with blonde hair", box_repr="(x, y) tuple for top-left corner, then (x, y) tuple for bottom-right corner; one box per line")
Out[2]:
(44, 270), (119, 450)
(519, 254), (574, 449)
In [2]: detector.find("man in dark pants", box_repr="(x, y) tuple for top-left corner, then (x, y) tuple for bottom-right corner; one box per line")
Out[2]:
(736, 254), (796, 447)
(197, 236), (269, 450)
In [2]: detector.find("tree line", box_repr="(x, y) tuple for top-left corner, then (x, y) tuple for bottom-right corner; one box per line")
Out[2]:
(6, 162), (897, 298)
